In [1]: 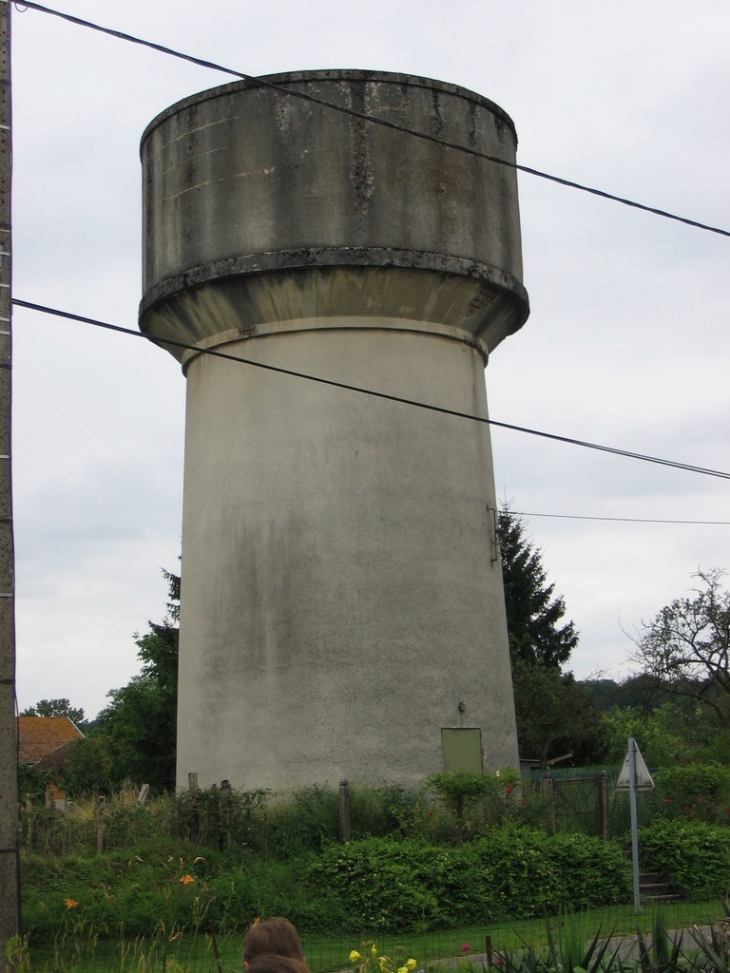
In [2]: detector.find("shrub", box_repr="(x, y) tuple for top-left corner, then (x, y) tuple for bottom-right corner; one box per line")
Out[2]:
(348, 784), (422, 840)
(175, 785), (270, 850)
(306, 828), (631, 931)
(639, 819), (730, 900)
(466, 828), (630, 919)
(306, 837), (441, 930)
(18, 762), (52, 804)
(264, 786), (340, 857)
(427, 771), (517, 846)
(20, 784), (635, 943)
(653, 764), (730, 824)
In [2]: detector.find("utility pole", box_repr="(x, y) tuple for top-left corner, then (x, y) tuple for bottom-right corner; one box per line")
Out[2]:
(0, 0), (19, 967)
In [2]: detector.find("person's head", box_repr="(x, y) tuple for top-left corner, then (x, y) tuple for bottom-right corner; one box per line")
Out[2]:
(245, 955), (309, 973)
(243, 919), (304, 966)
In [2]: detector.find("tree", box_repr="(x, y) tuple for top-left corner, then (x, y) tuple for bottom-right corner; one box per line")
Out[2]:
(498, 508), (578, 669)
(511, 661), (608, 766)
(497, 509), (606, 766)
(66, 570), (180, 794)
(631, 568), (730, 731)
(601, 702), (697, 767)
(21, 697), (87, 728)
(63, 734), (116, 796)
(427, 769), (519, 845)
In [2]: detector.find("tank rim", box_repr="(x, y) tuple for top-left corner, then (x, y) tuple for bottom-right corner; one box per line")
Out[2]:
(140, 246), (529, 323)
(140, 68), (517, 154)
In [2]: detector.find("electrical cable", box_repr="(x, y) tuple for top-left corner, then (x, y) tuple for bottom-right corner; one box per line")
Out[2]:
(13, 297), (730, 482)
(12, 0), (730, 240)
(511, 511), (730, 527)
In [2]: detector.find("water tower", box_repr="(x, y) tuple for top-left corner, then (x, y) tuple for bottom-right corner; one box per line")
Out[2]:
(140, 71), (529, 792)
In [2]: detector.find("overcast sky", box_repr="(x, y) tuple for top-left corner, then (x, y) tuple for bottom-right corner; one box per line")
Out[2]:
(10, 1), (730, 720)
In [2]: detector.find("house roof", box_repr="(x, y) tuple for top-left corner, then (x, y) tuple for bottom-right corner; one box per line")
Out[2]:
(17, 716), (84, 766)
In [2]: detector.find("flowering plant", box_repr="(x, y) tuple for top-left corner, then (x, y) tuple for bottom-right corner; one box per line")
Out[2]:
(349, 943), (417, 973)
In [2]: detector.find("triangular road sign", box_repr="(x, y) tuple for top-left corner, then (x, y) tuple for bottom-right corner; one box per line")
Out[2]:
(615, 738), (654, 791)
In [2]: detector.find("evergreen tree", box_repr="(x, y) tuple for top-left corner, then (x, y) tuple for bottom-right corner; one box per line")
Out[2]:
(498, 508), (578, 669)
(498, 508), (605, 766)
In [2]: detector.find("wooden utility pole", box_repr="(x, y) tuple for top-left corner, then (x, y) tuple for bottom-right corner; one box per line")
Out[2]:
(0, 0), (19, 967)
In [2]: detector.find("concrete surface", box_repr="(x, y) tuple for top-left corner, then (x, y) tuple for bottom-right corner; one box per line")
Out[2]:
(140, 70), (529, 792)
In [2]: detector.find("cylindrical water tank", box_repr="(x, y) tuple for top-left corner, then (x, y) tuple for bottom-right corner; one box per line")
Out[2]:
(140, 70), (529, 791)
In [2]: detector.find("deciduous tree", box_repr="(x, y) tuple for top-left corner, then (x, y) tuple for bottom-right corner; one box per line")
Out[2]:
(66, 570), (180, 794)
(511, 661), (608, 766)
(630, 568), (730, 730)
(21, 697), (87, 728)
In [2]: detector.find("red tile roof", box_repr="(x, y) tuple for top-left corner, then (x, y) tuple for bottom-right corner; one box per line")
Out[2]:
(17, 716), (84, 766)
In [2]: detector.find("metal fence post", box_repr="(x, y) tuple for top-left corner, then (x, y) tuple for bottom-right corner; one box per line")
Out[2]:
(597, 770), (609, 840)
(541, 769), (555, 832)
(338, 779), (350, 842)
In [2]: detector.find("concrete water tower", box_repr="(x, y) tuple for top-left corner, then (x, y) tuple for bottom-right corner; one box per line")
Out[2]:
(140, 71), (529, 792)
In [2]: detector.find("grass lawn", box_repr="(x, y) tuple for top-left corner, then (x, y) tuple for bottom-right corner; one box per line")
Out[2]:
(22, 901), (726, 973)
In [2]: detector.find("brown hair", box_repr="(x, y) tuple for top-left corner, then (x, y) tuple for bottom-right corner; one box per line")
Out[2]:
(245, 956), (309, 973)
(243, 918), (305, 965)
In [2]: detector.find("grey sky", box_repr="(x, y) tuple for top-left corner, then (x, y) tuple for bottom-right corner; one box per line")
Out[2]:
(11, 0), (730, 718)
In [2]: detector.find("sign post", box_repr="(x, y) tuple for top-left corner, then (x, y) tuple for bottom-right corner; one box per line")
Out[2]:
(615, 737), (654, 913)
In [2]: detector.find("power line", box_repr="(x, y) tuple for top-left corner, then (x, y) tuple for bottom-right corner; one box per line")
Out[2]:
(14, 297), (730, 482)
(13, 0), (730, 241)
(513, 511), (730, 527)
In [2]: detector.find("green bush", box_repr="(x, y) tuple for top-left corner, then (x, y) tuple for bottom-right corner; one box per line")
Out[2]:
(307, 828), (631, 931)
(653, 765), (730, 824)
(20, 778), (562, 861)
(348, 784), (422, 840)
(18, 762), (52, 804)
(174, 783), (429, 854)
(639, 819), (730, 900)
(466, 829), (630, 919)
(20, 780), (645, 945)
(175, 785), (270, 851)
(23, 826), (632, 943)
(264, 786), (340, 857)
(307, 838), (442, 930)
(427, 770), (522, 845)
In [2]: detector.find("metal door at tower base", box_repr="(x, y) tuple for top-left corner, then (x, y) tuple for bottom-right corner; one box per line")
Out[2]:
(441, 728), (483, 773)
